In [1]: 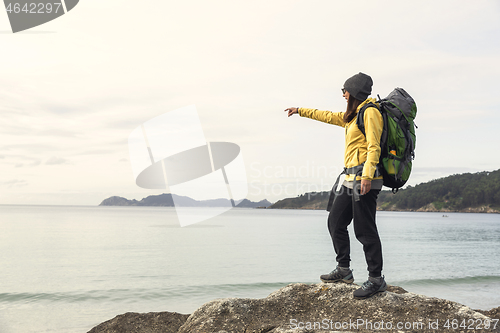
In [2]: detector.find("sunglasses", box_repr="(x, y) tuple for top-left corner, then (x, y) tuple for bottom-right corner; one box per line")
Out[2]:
(341, 88), (346, 94)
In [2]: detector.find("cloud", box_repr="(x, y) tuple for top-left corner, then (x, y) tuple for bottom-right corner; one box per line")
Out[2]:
(1, 179), (28, 187)
(1, 144), (56, 153)
(77, 149), (114, 156)
(36, 129), (81, 138)
(2, 154), (43, 167)
(45, 156), (68, 165)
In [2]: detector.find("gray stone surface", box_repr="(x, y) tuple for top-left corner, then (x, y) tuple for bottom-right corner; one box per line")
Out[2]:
(87, 283), (500, 333)
(87, 311), (189, 333)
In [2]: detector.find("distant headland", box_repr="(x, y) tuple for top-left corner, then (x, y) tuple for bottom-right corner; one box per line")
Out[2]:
(100, 169), (500, 213)
(270, 169), (500, 213)
(99, 193), (272, 209)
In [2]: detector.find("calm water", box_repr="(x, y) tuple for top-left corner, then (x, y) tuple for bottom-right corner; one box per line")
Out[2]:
(0, 205), (499, 333)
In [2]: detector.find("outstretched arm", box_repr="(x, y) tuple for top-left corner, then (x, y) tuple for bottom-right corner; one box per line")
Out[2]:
(284, 107), (346, 127)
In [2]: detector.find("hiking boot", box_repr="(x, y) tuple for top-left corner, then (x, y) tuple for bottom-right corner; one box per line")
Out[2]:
(320, 266), (354, 284)
(353, 276), (387, 299)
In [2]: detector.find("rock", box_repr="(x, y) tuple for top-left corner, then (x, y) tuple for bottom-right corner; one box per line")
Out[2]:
(476, 306), (500, 320)
(386, 285), (408, 294)
(87, 311), (189, 333)
(88, 284), (499, 333)
(177, 283), (498, 333)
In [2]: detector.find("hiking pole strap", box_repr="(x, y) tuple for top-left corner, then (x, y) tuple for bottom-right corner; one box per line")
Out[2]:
(346, 165), (364, 202)
(326, 168), (346, 211)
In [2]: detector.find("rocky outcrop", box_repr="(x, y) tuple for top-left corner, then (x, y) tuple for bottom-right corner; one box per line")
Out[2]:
(87, 283), (500, 333)
(379, 202), (500, 214)
(87, 311), (189, 333)
(460, 205), (500, 213)
(478, 307), (500, 320)
(413, 203), (500, 213)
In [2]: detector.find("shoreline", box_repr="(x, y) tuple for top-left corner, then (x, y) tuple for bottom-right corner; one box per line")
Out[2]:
(264, 207), (500, 214)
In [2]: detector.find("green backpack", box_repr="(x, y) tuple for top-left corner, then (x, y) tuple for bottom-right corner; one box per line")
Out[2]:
(356, 88), (417, 192)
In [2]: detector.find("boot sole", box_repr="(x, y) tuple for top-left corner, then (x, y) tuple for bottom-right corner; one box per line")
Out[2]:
(353, 286), (388, 299)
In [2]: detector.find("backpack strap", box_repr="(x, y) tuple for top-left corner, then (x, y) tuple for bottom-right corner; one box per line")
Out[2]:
(356, 102), (379, 137)
(356, 101), (388, 156)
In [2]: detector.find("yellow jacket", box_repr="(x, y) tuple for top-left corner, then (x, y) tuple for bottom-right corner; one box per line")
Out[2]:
(298, 98), (383, 181)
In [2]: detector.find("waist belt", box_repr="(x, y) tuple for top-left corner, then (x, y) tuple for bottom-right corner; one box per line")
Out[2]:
(326, 164), (381, 211)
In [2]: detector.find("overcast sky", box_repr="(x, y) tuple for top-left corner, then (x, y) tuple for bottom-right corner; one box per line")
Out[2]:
(1, 0), (499, 205)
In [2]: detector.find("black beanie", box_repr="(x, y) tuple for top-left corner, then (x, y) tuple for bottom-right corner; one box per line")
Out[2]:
(343, 72), (373, 101)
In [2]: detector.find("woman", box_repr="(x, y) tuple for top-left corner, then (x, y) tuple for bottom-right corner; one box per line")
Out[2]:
(285, 72), (387, 299)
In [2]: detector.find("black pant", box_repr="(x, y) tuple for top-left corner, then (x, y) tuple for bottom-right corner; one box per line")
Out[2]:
(327, 185), (383, 277)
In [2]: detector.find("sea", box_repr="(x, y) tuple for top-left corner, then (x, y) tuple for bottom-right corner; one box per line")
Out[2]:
(0, 205), (499, 333)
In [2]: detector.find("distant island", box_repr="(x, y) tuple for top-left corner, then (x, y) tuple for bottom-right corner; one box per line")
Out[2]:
(100, 169), (500, 213)
(99, 193), (272, 208)
(269, 169), (500, 213)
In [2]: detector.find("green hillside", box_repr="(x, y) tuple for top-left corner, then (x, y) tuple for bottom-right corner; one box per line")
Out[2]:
(269, 169), (500, 213)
